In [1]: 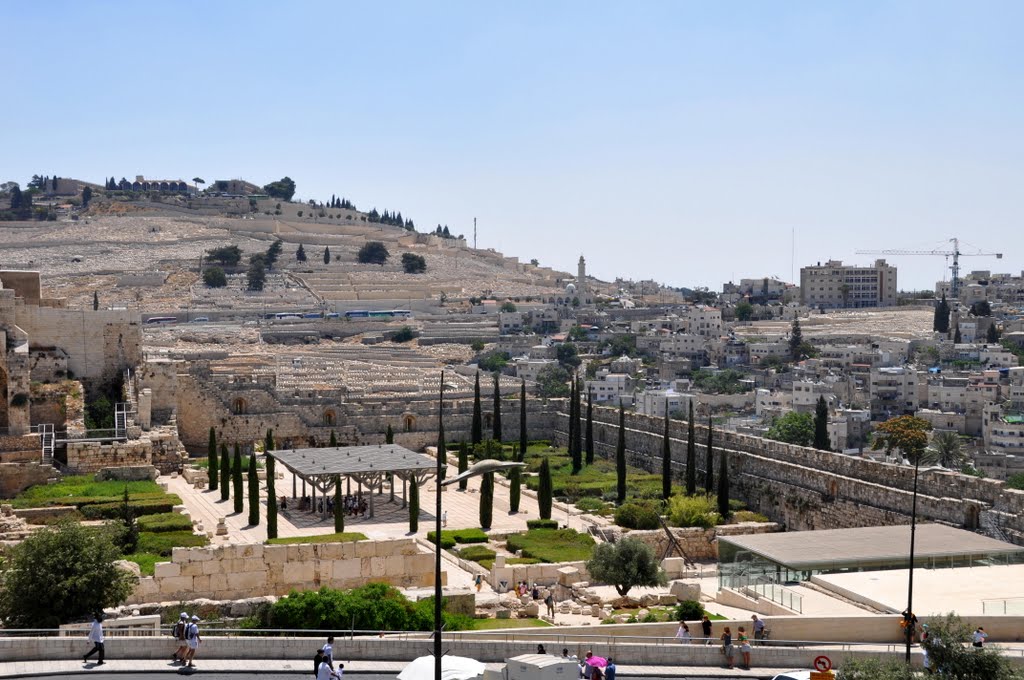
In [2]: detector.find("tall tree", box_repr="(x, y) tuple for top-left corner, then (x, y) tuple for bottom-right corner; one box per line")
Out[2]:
(247, 452), (260, 525)
(685, 403), (697, 495)
(266, 454), (277, 539)
(471, 372), (483, 446)
(81, 186), (92, 208)
(585, 392), (594, 465)
(519, 380), (528, 462)
(934, 294), (950, 333)
(296, 243), (307, 262)
(333, 475), (344, 533)
(789, 318), (804, 362)
(408, 478), (419, 533)
(329, 430), (338, 447)
(323, 246), (331, 265)
(716, 450), (729, 519)
(232, 444), (244, 514)
(219, 443), (230, 502)
(207, 427), (218, 491)
(615, 405), (627, 504)
(385, 424), (394, 444)
(954, 325), (962, 343)
(492, 373), (502, 442)
(457, 442), (469, 491)
(813, 396), (831, 451)
(509, 445), (521, 513)
(92, 291), (99, 311)
(661, 413), (672, 500)
(704, 416), (714, 494)
(572, 379), (583, 468)
(479, 472), (494, 530)
(538, 456), (553, 520)
(569, 379), (582, 474)
(987, 323), (999, 344)
(265, 429), (275, 456)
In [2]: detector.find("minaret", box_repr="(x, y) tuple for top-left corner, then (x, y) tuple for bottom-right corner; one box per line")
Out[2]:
(577, 255), (587, 294)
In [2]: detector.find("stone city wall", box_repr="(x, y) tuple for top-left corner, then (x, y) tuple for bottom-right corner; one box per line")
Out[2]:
(127, 538), (436, 604)
(67, 429), (183, 475)
(0, 461), (55, 498)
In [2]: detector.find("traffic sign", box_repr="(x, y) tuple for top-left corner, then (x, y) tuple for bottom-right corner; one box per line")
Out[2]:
(814, 655), (833, 672)
(810, 673), (834, 680)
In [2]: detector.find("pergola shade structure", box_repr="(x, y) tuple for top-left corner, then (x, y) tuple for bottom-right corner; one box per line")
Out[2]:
(271, 444), (437, 519)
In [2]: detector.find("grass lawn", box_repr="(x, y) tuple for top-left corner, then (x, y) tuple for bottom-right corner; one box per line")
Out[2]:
(520, 448), (676, 501)
(506, 528), (595, 563)
(123, 552), (162, 576)
(10, 476), (169, 509)
(266, 532), (368, 545)
(469, 617), (552, 630)
(137, 512), (193, 532)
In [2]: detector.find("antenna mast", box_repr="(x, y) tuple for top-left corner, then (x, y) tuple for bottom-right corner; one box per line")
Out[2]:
(473, 217), (477, 250)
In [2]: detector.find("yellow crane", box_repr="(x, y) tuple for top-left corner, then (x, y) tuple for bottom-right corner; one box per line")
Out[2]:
(856, 238), (1002, 300)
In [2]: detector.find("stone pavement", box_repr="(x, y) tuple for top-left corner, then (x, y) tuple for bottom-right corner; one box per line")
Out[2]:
(0, 659), (793, 678)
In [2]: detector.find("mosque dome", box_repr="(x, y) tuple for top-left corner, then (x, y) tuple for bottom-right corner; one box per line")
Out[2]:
(565, 283), (577, 295)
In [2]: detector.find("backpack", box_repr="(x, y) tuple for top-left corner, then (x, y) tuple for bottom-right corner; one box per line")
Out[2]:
(172, 621), (185, 639)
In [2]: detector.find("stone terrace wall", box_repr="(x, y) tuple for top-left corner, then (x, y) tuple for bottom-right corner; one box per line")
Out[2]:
(558, 406), (1024, 543)
(0, 461), (56, 498)
(621, 522), (782, 561)
(67, 430), (183, 475)
(128, 538), (436, 604)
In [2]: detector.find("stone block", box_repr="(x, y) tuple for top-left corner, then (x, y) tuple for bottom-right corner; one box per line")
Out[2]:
(369, 557), (386, 578)
(658, 593), (678, 606)
(208, 573), (230, 593)
(397, 541), (419, 556)
(192, 575), (211, 594)
(524, 602), (539, 617)
(243, 558), (268, 573)
(669, 581), (701, 602)
(179, 561), (204, 577)
(171, 547), (191, 563)
(354, 541), (376, 558)
(319, 542), (343, 560)
(383, 554), (405, 575)
(332, 558), (362, 582)
(202, 559), (222, 576)
(264, 545), (287, 564)
(158, 576), (194, 596)
(557, 566), (581, 586)
(154, 561), (180, 578)
(230, 570), (268, 592)
(189, 547), (213, 562)
(296, 545), (316, 561)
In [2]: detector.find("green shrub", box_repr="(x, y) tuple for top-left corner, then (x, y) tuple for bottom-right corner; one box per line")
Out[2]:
(449, 528), (489, 544)
(136, 530), (209, 556)
(673, 600), (705, 621)
(732, 510), (770, 523)
(122, 552), (161, 576)
(458, 545), (497, 563)
(81, 498), (178, 520)
(506, 528), (595, 563)
(426, 531), (456, 549)
(526, 519), (559, 530)
(136, 512), (192, 533)
(667, 494), (720, 529)
(575, 497), (605, 513)
(614, 500), (662, 530)
(642, 612), (659, 623)
(265, 532), (367, 545)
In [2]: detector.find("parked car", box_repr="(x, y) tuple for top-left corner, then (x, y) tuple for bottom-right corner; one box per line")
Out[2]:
(192, 316), (209, 322)
(771, 672), (810, 680)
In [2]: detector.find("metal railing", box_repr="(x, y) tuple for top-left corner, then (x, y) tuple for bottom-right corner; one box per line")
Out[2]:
(982, 597), (1024, 615)
(720, 573), (804, 613)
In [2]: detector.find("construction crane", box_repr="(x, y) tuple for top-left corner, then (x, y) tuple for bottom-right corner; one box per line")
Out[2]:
(856, 238), (1002, 301)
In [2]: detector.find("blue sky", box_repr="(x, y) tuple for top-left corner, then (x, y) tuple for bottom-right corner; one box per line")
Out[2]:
(3, 1), (1022, 291)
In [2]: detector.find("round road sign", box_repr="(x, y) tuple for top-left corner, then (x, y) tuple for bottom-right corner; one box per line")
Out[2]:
(814, 655), (832, 672)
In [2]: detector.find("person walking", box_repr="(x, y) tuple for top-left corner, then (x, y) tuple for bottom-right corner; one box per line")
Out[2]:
(720, 626), (734, 670)
(317, 655), (336, 680)
(582, 652), (595, 680)
(313, 649), (324, 677)
(737, 626), (752, 670)
(751, 614), (765, 644)
(82, 612), (105, 665)
(474, 574), (483, 592)
(172, 612), (189, 663)
(675, 621), (691, 643)
(605, 658), (616, 680)
(544, 592), (555, 618)
(184, 615), (202, 668)
(322, 636), (335, 666)
(701, 615), (713, 645)
(972, 626), (988, 648)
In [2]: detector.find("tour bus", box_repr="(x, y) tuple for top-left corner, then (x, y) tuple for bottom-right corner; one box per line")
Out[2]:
(343, 310), (413, 320)
(273, 313), (303, 320)
(144, 316), (178, 325)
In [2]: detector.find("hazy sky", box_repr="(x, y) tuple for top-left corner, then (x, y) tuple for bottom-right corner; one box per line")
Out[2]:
(3, 1), (1021, 291)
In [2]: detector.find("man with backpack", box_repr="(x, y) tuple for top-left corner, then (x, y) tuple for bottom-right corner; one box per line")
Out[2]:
(172, 613), (189, 664)
(184, 615), (202, 669)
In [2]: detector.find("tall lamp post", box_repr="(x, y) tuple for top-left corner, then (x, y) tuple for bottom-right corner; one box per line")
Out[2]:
(430, 374), (524, 679)
(905, 454), (921, 664)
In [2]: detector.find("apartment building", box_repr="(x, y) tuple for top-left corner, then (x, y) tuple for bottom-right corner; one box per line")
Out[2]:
(869, 366), (919, 419)
(800, 259), (898, 308)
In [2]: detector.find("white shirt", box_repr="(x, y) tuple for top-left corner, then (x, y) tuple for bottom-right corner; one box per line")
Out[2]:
(317, 661), (335, 680)
(88, 620), (104, 644)
(322, 643), (333, 659)
(973, 630), (987, 643)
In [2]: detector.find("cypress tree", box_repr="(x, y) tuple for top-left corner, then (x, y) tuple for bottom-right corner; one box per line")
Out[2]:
(92, 291), (99, 311)
(571, 379), (582, 468)
(813, 396), (831, 451)
(954, 325), (962, 343)
(207, 427), (218, 491)
(479, 472), (494, 529)
(265, 429), (275, 455)
(704, 416), (714, 494)
(329, 430), (337, 447)
(385, 424), (394, 444)
(492, 373), (502, 442)
(661, 413), (672, 500)
(457, 442), (469, 491)
(266, 454), (278, 539)
(471, 373), (483, 445)
(934, 294), (950, 333)
(519, 380), (528, 462)
(615, 405), (626, 504)
(538, 457), (553, 520)
(717, 450), (730, 519)
(789, 318), (804, 362)
(220, 443), (230, 502)
(585, 393), (594, 465)
(334, 475), (344, 533)
(232, 444), (244, 514)
(323, 246), (331, 265)
(509, 445), (521, 513)
(247, 453), (260, 525)
(685, 402), (696, 496)
(570, 379), (582, 474)
(409, 478), (419, 533)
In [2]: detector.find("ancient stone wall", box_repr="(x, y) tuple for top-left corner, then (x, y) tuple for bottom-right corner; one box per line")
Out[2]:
(0, 461), (55, 498)
(127, 538), (436, 604)
(67, 429), (182, 474)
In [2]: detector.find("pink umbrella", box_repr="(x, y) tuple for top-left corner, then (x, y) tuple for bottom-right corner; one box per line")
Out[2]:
(585, 656), (608, 668)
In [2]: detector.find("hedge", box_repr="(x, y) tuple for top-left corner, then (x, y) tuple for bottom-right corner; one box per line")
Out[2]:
(614, 501), (662, 530)
(11, 491), (180, 510)
(136, 512), (193, 533)
(80, 498), (178, 520)
(136, 530), (209, 556)
(506, 528), (595, 563)
(427, 529), (489, 548)
(526, 519), (559, 530)
(457, 545), (497, 563)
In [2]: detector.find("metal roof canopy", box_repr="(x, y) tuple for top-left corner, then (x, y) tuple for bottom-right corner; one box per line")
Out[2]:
(271, 443), (436, 481)
(719, 524), (1024, 572)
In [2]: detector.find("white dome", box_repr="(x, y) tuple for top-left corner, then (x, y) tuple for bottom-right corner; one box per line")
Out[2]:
(565, 283), (577, 295)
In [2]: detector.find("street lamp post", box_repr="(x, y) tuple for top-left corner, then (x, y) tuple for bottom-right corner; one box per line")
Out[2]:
(905, 454), (921, 663)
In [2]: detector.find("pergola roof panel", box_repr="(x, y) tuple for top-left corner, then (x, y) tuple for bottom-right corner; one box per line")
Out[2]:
(271, 444), (435, 479)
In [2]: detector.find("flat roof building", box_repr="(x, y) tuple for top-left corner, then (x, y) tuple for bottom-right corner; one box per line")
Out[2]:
(800, 259), (897, 309)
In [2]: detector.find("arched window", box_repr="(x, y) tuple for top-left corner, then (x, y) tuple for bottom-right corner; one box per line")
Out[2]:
(232, 398), (247, 415)
(324, 410), (336, 426)
(403, 414), (416, 432)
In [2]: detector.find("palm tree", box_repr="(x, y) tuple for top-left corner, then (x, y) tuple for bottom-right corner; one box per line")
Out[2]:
(924, 430), (966, 470)
(192, 177), (205, 194)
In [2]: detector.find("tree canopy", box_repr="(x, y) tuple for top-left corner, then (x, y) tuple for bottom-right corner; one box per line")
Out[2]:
(872, 415), (932, 464)
(358, 241), (390, 265)
(766, 411), (814, 447)
(586, 538), (667, 597)
(401, 253), (426, 274)
(263, 176), (296, 201)
(535, 365), (571, 398)
(205, 245), (243, 266)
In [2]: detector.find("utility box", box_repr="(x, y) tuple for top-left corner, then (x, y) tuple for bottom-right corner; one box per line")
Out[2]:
(506, 654), (579, 680)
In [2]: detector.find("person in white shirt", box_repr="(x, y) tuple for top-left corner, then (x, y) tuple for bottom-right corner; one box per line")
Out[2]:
(322, 636), (335, 665)
(172, 612), (189, 664)
(675, 622), (691, 643)
(317, 659), (343, 680)
(83, 612), (105, 665)
(972, 627), (988, 648)
(184, 615), (202, 668)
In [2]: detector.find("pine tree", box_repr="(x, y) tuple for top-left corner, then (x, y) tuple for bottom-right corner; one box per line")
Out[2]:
(585, 393), (594, 465)
(207, 428), (218, 491)
(519, 380), (528, 462)
(789, 318), (804, 362)
(329, 431), (338, 447)
(685, 403), (696, 496)
(457, 442), (469, 491)
(385, 424), (394, 444)
(334, 475), (344, 533)
(570, 379), (582, 474)
(538, 457), (553, 520)
(661, 413), (672, 500)
(408, 478), (419, 533)
(220, 443), (230, 502)
(92, 291), (99, 311)
(492, 373), (502, 442)
(717, 450), (730, 519)
(232, 444), (244, 514)
(934, 294), (950, 333)
(471, 372), (483, 446)
(615, 405), (627, 504)
(704, 416), (714, 494)
(247, 453), (260, 525)
(509, 445), (521, 513)
(987, 323), (999, 344)
(813, 396), (831, 451)
(479, 472), (494, 530)
(266, 454), (278, 539)
(572, 379), (583, 468)
(296, 243), (307, 262)
(323, 246), (331, 265)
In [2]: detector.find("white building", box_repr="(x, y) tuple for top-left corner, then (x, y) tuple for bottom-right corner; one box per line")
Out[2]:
(869, 366), (920, 419)
(585, 373), (632, 404)
(800, 259), (898, 308)
(636, 389), (691, 418)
